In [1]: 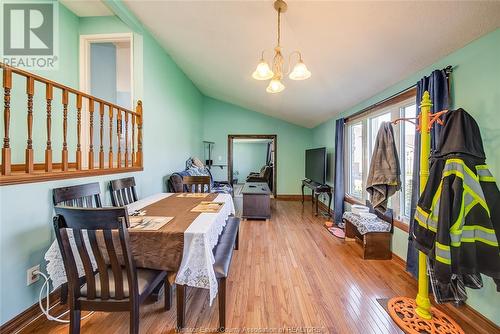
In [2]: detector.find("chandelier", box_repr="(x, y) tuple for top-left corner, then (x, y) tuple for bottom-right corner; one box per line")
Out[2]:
(252, 0), (311, 93)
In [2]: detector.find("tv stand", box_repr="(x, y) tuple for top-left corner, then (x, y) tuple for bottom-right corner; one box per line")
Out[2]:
(301, 179), (332, 216)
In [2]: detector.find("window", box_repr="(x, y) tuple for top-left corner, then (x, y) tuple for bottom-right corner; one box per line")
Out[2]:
(401, 104), (416, 218)
(345, 91), (417, 223)
(349, 123), (364, 198)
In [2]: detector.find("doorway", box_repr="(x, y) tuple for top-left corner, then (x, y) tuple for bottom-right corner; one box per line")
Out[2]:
(228, 135), (277, 197)
(79, 33), (134, 167)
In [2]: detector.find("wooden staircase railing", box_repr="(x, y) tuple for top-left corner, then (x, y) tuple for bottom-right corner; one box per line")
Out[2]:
(0, 62), (143, 186)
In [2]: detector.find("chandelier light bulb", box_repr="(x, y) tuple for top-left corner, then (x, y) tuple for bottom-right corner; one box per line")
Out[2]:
(289, 60), (311, 80)
(252, 60), (274, 80)
(266, 78), (285, 93)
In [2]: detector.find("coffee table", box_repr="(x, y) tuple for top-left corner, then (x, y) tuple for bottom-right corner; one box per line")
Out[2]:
(242, 182), (271, 220)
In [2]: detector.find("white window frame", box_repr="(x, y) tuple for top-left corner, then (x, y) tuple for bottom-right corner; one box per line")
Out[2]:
(345, 95), (416, 223)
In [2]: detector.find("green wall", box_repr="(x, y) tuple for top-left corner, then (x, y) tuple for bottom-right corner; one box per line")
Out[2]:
(202, 97), (313, 194)
(233, 141), (269, 183)
(311, 28), (500, 324)
(0, 3), (204, 324)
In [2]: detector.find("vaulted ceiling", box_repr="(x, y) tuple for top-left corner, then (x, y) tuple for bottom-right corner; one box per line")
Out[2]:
(123, 1), (499, 127)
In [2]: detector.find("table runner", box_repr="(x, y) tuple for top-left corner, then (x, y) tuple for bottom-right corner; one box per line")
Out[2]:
(127, 193), (218, 272)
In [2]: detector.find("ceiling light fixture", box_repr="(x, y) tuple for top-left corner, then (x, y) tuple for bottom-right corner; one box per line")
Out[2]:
(252, 0), (311, 94)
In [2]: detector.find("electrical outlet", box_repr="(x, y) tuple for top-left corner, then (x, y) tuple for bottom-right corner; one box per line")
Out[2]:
(27, 264), (40, 286)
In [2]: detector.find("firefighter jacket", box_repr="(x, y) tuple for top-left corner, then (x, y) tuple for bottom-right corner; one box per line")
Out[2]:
(413, 108), (500, 292)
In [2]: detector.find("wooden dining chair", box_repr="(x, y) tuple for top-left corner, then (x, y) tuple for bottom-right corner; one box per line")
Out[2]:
(53, 206), (170, 334)
(53, 182), (102, 208)
(182, 175), (211, 193)
(109, 177), (139, 206)
(52, 183), (103, 305)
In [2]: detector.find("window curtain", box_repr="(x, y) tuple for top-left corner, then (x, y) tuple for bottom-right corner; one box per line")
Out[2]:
(334, 118), (345, 225)
(406, 69), (450, 277)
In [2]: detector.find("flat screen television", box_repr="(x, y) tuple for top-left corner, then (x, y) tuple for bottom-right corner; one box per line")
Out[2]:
(305, 147), (326, 184)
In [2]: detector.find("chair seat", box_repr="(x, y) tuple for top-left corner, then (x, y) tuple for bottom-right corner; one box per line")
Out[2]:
(81, 268), (165, 299)
(342, 212), (391, 235)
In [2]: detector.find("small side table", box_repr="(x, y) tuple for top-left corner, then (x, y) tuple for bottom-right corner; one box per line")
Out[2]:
(242, 182), (271, 220)
(301, 179), (332, 216)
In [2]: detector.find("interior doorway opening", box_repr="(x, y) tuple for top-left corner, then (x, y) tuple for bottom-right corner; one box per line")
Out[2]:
(228, 135), (277, 197)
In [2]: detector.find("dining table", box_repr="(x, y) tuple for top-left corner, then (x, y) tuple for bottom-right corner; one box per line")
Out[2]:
(45, 192), (235, 305)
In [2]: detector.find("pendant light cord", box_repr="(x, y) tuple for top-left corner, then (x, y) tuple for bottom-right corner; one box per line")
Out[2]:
(277, 8), (281, 47)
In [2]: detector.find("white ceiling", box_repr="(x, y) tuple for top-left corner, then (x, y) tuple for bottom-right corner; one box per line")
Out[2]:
(61, 0), (112, 17)
(121, 1), (498, 127)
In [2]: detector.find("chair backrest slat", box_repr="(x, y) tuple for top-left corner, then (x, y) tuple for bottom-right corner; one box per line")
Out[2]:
(87, 230), (110, 300)
(103, 229), (125, 300)
(53, 206), (133, 303)
(73, 229), (96, 299)
(53, 183), (102, 208)
(109, 177), (138, 206)
(182, 176), (211, 193)
(57, 226), (81, 297)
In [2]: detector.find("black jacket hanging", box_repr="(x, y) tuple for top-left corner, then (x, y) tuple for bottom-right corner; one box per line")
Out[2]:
(413, 109), (500, 297)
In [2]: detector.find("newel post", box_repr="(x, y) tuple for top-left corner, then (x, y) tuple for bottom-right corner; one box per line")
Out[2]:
(136, 100), (143, 167)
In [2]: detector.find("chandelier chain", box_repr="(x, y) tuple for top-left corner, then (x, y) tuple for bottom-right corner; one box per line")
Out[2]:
(277, 8), (281, 47)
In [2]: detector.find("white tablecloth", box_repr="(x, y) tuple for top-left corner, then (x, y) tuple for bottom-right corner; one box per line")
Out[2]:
(44, 193), (235, 305)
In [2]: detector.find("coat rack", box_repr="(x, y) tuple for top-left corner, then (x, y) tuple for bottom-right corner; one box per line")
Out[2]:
(387, 91), (464, 334)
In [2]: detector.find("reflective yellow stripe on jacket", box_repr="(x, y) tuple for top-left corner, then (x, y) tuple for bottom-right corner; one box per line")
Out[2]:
(416, 159), (499, 265)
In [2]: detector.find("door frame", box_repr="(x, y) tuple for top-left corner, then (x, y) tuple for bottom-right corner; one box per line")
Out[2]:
(227, 134), (277, 197)
(79, 33), (134, 167)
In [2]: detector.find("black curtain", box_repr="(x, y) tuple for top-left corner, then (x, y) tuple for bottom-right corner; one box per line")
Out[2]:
(334, 118), (345, 225)
(406, 69), (450, 277)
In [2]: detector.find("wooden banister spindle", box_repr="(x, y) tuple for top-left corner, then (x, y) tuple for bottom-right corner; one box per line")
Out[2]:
(2, 68), (12, 175)
(117, 109), (122, 168)
(136, 101), (143, 167)
(108, 106), (113, 169)
(61, 89), (69, 171)
(124, 112), (129, 167)
(76, 94), (82, 170)
(99, 102), (104, 169)
(88, 99), (94, 169)
(131, 111), (135, 167)
(25, 77), (34, 173)
(45, 83), (53, 172)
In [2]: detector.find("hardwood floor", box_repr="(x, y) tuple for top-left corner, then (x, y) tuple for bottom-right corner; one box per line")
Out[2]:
(23, 199), (497, 334)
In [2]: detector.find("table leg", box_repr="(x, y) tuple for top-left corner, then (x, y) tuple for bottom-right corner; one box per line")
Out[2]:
(315, 193), (319, 216)
(176, 284), (186, 329)
(328, 192), (332, 217)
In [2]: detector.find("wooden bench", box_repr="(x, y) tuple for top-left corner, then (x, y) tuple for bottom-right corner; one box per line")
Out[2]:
(344, 207), (393, 260)
(176, 216), (240, 331)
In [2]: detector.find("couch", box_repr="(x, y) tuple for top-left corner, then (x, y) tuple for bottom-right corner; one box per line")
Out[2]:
(167, 158), (233, 195)
(246, 165), (273, 190)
